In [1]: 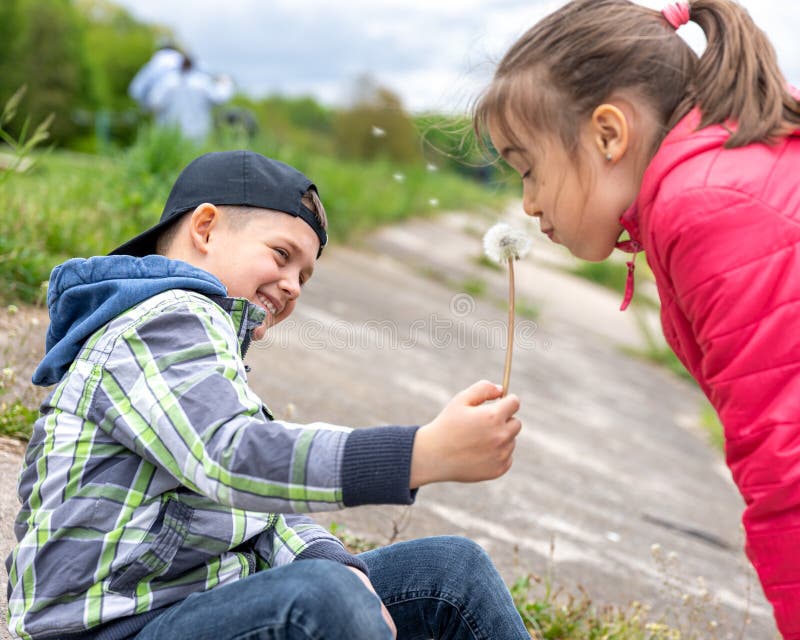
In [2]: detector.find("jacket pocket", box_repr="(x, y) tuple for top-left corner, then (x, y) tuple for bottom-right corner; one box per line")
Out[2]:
(108, 498), (194, 597)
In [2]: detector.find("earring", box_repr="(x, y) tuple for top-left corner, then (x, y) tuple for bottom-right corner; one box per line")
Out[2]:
(605, 152), (612, 161)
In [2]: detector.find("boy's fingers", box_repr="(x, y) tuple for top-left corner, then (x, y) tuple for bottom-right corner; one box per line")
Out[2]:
(459, 380), (504, 406)
(499, 393), (520, 416)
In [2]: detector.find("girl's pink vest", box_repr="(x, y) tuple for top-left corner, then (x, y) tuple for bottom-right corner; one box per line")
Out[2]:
(622, 110), (800, 638)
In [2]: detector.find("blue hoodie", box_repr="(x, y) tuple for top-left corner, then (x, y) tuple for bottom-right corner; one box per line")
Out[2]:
(32, 255), (227, 386)
(11, 253), (418, 639)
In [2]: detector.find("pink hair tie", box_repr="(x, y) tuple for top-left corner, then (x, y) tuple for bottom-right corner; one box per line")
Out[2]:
(662, 1), (691, 29)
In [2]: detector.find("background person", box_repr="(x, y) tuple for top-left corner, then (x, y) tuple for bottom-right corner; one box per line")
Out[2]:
(147, 55), (235, 143)
(128, 42), (184, 112)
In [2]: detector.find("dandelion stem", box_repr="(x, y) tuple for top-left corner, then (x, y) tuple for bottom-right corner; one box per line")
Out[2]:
(502, 257), (515, 397)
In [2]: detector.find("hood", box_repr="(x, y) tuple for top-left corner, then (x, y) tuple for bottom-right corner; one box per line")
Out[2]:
(623, 108), (800, 243)
(32, 255), (227, 386)
(622, 109), (727, 242)
(615, 109), (800, 311)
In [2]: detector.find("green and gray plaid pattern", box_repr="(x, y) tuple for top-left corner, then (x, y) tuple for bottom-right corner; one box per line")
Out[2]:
(7, 290), (355, 639)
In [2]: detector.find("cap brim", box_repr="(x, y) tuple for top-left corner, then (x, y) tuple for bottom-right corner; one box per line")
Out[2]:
(108, 215), (183, 257)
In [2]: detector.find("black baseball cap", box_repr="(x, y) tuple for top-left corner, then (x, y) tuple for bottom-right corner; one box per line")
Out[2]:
(110, 150), (328, 257)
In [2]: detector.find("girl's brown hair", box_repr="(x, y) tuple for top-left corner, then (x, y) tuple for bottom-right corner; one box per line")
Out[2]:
(474, 0), (800, 153)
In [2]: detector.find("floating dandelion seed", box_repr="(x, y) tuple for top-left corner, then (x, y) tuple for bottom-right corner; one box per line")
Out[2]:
(371, 125), (386, 137)
(392, 172), (405, 182)
(483, 223), (532, 396)
(426, 162), (438, 172)
(428, 198), (439, 207)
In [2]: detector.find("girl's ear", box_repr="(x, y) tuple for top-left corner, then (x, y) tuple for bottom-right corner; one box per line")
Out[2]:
(188, 203), (221, 255)
(590, 104), (629, 163)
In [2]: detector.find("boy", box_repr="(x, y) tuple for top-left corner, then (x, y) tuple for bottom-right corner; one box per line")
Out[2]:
(6, 151), (528, 639)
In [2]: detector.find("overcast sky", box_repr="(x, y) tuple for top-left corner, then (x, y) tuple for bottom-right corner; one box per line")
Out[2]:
(114, 0), (800, 113)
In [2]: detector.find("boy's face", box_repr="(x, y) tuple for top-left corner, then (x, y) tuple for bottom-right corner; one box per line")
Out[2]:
(200, 207), (319, 340)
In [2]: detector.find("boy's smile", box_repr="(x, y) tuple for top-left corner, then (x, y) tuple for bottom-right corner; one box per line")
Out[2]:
(185, 205), (319, 340)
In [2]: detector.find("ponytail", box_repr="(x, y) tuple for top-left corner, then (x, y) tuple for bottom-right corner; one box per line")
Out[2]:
(690, 0), (800, 147)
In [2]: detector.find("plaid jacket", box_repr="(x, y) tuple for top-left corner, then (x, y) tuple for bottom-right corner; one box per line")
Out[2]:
(7, 257), (417, 639)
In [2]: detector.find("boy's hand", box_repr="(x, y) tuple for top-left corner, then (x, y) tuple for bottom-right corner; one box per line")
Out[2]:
(410, 380), (521, 488)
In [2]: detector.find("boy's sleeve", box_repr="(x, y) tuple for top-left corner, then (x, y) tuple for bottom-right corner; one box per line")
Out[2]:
(651, 188), (800, 636)
(91, 295), (418, 513)
(251, 514), (369, 575)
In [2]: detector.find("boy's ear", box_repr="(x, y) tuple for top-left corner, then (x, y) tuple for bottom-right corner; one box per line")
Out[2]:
(188, 203), (221, 254)
(590, 104), (629, 163)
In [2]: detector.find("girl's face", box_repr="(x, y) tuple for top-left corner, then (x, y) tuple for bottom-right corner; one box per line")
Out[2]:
(488, 113), (639, 261)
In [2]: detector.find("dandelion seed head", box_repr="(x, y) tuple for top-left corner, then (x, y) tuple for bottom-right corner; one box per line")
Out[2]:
(483, 223), (532, 264)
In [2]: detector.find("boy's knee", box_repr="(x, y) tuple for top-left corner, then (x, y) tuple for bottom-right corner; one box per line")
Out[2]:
(290, 560), (363, 604)
(281, 560), (391, 639)
(407, 535), (491, 570)
(437, 536), (494, 573)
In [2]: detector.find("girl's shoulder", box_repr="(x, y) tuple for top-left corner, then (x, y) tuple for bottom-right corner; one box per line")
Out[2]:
(651, 119), (800, 211)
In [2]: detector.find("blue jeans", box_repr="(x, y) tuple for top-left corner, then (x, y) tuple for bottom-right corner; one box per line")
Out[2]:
(132, 536), (529, 640)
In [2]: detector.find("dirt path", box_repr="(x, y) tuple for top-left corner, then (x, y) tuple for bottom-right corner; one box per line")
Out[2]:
(0, 208), (778, 638)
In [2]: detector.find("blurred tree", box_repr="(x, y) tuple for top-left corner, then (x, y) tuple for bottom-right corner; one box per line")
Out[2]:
(4, 0), (96, 144)
(0, 1), (23, 95)
(334, 74), (419, 163)
(78, 0), (163, 110)
(76, 0), (167, 145)
(0, 0), (167, 149)
(415, 113), (499, 183)
(232, 94), (334, 153)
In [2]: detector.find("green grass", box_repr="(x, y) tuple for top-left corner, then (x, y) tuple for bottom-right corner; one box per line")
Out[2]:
(0, 126), (507, 305)
(699, 403), (725, 452)
(623, 307), (693, 383)
(329, 523), (726, 640)
(460, 277), (487, 298)
(510, 574), (686, 639)
(569, 259), (631, 293)
(515, 299), (540, 320)
(474, 254), (503, 271)
(0, 399), (36, 440)
(568, 257), (658, 310)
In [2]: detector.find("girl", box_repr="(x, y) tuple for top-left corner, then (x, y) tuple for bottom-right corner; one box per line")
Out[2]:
(473, 0), (800, 636)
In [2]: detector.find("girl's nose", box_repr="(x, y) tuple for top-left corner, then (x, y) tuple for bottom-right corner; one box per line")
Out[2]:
(522, 188), (541, 218)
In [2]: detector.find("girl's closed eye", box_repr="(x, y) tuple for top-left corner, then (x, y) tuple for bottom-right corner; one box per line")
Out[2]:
(274, 247), (290, 261)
